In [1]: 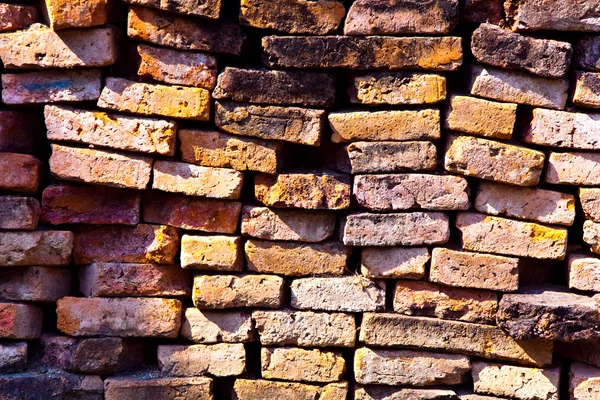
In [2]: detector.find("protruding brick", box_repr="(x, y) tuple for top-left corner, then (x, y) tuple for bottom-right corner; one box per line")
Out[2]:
(343, 212), (450, 247)
(263, 35), (463, 71)
(0, 303), (42, 339)
(57, 297), (182, 338)
(241, 206), (335, 242)
(124, 0), (221, 19)
(49, 144), (153, 189)
(524, 108), (600, 149)
(430, 248), (519, 292)
(445, 95), (517, 139)
(340, 141), (437, 174)
(572, 71), (600, 108)
(213, 67), (335, 107)
(0, 110), (44, 154)
(0, 4), (38, 32)
(181, 308), (254, 344)
(233, 379), (348, 400)
(584, 220), (600, 255)
(143, 191), (240, 233)
(570, 362), (600, 400)
(262, 347), (345, 383)
(569, 253), (600, 291)
(180, 235), (242, 271)
(575, 35), (600, 71)
(547, 152), (600, 185)
(73, 224), (179, 264)
(105, 377), (213, 400)
(0, 153), (40, 193)
(0, 267), (70, 302)
(0, 231), (73, 267)
(355, 347), (470, 386)
(42, 0), (107, 30)
(0, 196), (40, 230)
(581, 188), (600, 222)
(193, 274), (284, 309)
(505, 0), (600, 32)
(253, 309), (355, 347)
(329, 109), (440, 143)
(0, 342), (26, 373)
(0, 372), (103, 400)
(361, 247), (429, 279)
(356, 386), (459, 400)
(348, 73), (446, 105)
(291, 276), (385, 312)
(158, 343), (245, 377)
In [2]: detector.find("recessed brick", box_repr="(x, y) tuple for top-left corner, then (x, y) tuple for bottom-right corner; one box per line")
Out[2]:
(124, 0), (220, 18)
(570, 362), (600, 400)
(0, 153), (40, 193)
(581, 188), (600, 222)
(0, 371), (103, 400)
(0, 303), (42, 339)
(572, 71), (600, 109)
(0, 231), (73, 267)
(0, 196), (40, 230)
(0, 267), (70, 302)
(0, 342), (26, 373)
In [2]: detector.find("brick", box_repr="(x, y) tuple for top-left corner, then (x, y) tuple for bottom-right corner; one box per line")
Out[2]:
(152, 160), (244, 200)
(73, 224), (179, 264)
(105, 377), (213, 400)
(546, 152), (600, 185)
(572, 71), (600, 108)
(49, 144), (153, 189)
(360, 313), (553, 367)
(213, 67), (335, 107)
(124, 0), (220, 19)
(329, 109), (440, 142)
(463, 0), (503, 24)
(179, 129), (281, 174)
(581, 188), (600, 222)
(0, 267), (70, 302)
(263, 35), (463, 71)
(181, 308), (254, 344)
(575, 35), (600, 71)
(474, 182), (575, 226)
(457, 213), (568, 260)
(556, 340), (600, 368)
(584, 220), (600, 255)
(1, 69), (101, 104)
(0, 342), (26, 373)
(143, 191), (240, 233)
(0, 303), (42, 339)
(262, 347), (345, 383)
(158, 343), (245, 377)
(241, 206), (335, 242)
(355, 347), (469, 386)
(193, 274), (284, 309)
(339, 141), (437, 174)
(233, 379), (348, 400)
(43, 0), (107, 30)
(79, 263), (190, 297)
(41, 184), (140, 226)
(180, 235), (242, 271)
(246, 240), (348, 276)
(57, 297), (182, 338)
(361, 247), (429, 279)
(357, 386), (459, 400)
(524, 108), (600, 149)
(342, 212), (450, 247)
(0, 110), (43, 154)
(127, 6), (243, 55)
(41, 334), (143, 375)
(458, 395), (504, 400)
(253, 309), (355, 347)
(430, 248), (519, 292)
(290, 276), (386, 312)
(570, 362), (600, 400)
(505, 0), (600, 32)
(0, 231), (73, 267)
(348, 73), (446, 105)
(470, 64), (569, 109)
(472, 361), (560, 400)
(0, 25), (116, 69)
(0, 196), (39, 230)
(445, 95), (516, 139)
(393, 280), (497, 324)
(0, 4), (38, 32)
(354, 174), (470, 211)
(240, 0), (344, 34)
(97, 77), (210, 121)
(569, 253), (600, 291)
(0, 372), (103, 400)
(0, 153), (40, 193)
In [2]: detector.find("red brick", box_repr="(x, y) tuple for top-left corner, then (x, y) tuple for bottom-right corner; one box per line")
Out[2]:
(0, 4), (38, 32)
(0, 196), (40, 230)
(0, 153), (40, 193)
(0, 303), (42, 339)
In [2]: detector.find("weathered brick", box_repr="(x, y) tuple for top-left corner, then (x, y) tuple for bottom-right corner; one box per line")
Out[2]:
(329, 109), (440, 143)
(0, 342), (26, 373)
(0, 303), (42, 339)
(348, 73), (446, 105)
(79, 263), (190, 297)
(181, 308), (254, 344)
(355, 347), (470, 386)
(458, 394), (504, 400)
(463, 0), (503, 24)
(246, 240), (348, 276)
(213, 67), (335, 107)
(49, 144), (153, 189)
(240, 0), (344, 34)
(193, 274), (284, 309)
(0, 4), (38, 32)
(0, 267), (70, 302)
(457, 213), (568, 260)
(546, 152), (600, 185)
(262, 347), (345, 383)
(343, 212), (450, 247)
(215, 101), (325, 146)
(97, 77), (210, 121)
(127, 6), (244, 55)
(570, 362), (600, 400)
(0, 372), (103, 400)
(360, 313), (553, 367)
(152, 160), (244, 200)
(180, 235), (242, 271)
(0, 110), (43, 154)
(73, 224), (179, 264)
(0, 153), (40, 193)
(43, 0), (107, 30)
(361, 247), (429, 279)
(524, 108), (600, 149)
(469, 64), (569, 109)
(105, 377), (213, 400)
(584, 220), (600, 255)
(445, 95), (517, 139)
(356, 386), (459, 400)
(430, 248), (519, 292)
(575, 35), (600, 71)
(581, 188), (600, 222)
(241, 206), (335, 242)
(179, 129), (280, 174)
(158, 343), (245, 377)
(569, 253), (600, 292)
(572, 70), (600, 108)
(394, 280), (497, 324)
(263, 35), (463, 71)
(143, 191), (240, 233)
(472, 361), (560, 400)
(291, 276), (385, 312)
(124, 0), (221, 19)
(339, 141), (437, 174)
(474, 182), (575, 226)
(0, 231), (73, 267)
(354, 174), (470, 211)
(233, 379), (348, 400)
(253, 309), (355, 347)
(1, 69), (101, 104)
(505, 0), (600, 32)
(57, 297), (182, 338)
(556, 339), (600, 369)
(0, 196), (39, 230)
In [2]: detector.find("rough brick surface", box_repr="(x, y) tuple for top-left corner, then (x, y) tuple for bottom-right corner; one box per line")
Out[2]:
(0, 153), (40, 193)
(232, 379), (348, 400)
(104, 377), (213, 400)
(0, 303), (42, 339)
(158, 343), (246, 377)
(193, 274), (284, 309)
(0, 372), (103, 400)
(573, 71), (600, 109)
(524, 108), (600, 150)
(505, 0), (600, 32)
(261, 347), (345, 383)
(0, 196), (40, 230)
(43, 0), (108, 30)
(340, 141), (437, 174)
(180, 234), (243, 271)
(361, 247), (429, 279)
(570, 362), (600, 400)
(181, 308), (254, 344)
(0, 342), (26, 373)
(124, 0), (221, 19)
(0, 266), (70, 302)
(348, 73), (446, 105)
(356, 386), (459, 400)
(0, 4), (38, 32)
(0, 231), (73, 266)
(581, 188), (600, 222)
(547, 152), (600, 185)
(445, 95), (516, 139)
(569, 253), (600, 292)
